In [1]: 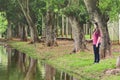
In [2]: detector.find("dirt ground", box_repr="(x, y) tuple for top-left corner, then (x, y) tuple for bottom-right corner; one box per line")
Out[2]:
(1, 38), (120, 55)
(57, 40), (120, 54)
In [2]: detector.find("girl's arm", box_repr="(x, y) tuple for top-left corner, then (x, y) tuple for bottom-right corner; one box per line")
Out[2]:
(96, 36), (101, 47)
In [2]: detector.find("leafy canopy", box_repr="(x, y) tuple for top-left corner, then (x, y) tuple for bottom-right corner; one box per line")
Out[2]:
(99, 0), (120, 20)
(63, 0), (89, 24)
(0, 12), (7, 34)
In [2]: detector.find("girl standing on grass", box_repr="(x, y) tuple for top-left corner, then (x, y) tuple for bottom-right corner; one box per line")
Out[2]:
(92, 22), (101, 63)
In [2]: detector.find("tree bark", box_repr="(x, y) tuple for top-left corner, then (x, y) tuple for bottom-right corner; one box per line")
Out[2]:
(20, 24), (27, 41)
(41, 15), (46, 39)
(45, 11), (58, 46)
(6, 21), (12, 40)
(66, 17), (69, 38)
(116, 56), (120, 68)
(69, 16), (86, 53)
(84, 0), (111, 58)
(56, 14), (59, 37)
(62, 15), (65, 37)
(119, 14), (120, 44)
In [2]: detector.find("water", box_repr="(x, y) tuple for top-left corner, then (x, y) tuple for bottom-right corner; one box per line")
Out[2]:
(0, 46), (78, 80)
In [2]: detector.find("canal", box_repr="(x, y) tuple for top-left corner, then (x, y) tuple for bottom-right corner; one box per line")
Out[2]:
(0, 46), (78, 80)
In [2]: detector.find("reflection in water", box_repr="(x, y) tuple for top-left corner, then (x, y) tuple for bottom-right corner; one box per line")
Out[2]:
(0, 46), (79, 80)
(45, 64), (56, 80)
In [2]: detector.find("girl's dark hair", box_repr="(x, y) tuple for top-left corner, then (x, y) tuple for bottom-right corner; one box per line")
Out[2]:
(93, 22), (99, 33)
(94, 22), (98, 27)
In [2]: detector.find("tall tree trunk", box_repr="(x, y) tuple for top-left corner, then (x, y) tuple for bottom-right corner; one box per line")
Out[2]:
(55, 14), (58, 38)
(29, 24), (39, 43)
(41, 15), (46, 39)
(69, 16), (86, 53)
(84, 0), (111, 58)
(7, 21), (12, 40)
(66, 17), (69, 38)
(56, 14), (59, 37)
(20, 24), (27, 41)
(18, 23), (21, 38)
(45, 11), (58, 46)
(62, 15), (65, 37)
(17, 0), (39, 43)
(68, 21), (73, 39)
(25, 25), (28, 38)
(13, 24), (19, 38)
(119, 14), (120, 44)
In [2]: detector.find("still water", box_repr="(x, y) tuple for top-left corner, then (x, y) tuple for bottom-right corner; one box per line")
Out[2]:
(0, 46), (78, 80)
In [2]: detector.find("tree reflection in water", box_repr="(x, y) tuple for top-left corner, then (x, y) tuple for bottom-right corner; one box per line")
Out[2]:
(5, 47), (79, 80)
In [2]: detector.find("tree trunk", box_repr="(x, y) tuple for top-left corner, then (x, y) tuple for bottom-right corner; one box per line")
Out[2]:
(66, 17), (69, 38)
(84, 0), (111, 58)
(119, 14), (120, 44)
(41, 15), (46, 39)
(62, 15), (65, 37)
(45, 11), (58, 46)
(56, 14), (59, 37)
(6, 21), (12, 40)
(20, 24), (27, 41)
(55, 14), (58, 38)
(68, 21), (73, 39)
(116, 56), (120, 68)
(29, 24), (39, 43)
(25, 25), (28, 38)
(69, 16), (86, 53)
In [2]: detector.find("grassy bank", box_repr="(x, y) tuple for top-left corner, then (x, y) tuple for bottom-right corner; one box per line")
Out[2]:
(8, 40), (120, 80)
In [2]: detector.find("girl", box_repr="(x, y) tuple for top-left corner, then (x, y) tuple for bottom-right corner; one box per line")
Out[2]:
(92, 22), (101, 63)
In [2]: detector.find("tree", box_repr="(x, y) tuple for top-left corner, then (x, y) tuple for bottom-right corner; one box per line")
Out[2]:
(17, 0), (40, 43)
(63, 0), (88, 53)
(84, 0), (111, 58)
(5, 0), (28, 41)
(84, 0), (120, 58)
(0, 12), (7, 38)
(44, 0), (66, 46)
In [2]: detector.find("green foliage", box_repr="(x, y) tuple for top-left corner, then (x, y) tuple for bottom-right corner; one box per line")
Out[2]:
(45, 0), (67, 12)
(5, 0), (27, 25)
(60, 0), (89, 24)
(63, 5), (89, 24)
(0, 12), (7, 34)
(99, 0), (120, 20)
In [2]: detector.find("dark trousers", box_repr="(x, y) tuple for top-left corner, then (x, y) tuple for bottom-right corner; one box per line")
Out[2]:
(93, 44), (100, 63)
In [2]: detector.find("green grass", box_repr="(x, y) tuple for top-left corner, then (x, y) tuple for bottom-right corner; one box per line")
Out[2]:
(8, 41), (39, 59)
(8, 41), (120, 80)
(47, 53), (117, 80)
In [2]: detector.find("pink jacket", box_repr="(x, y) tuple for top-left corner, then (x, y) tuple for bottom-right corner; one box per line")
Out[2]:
(92, 30), (101, 45)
